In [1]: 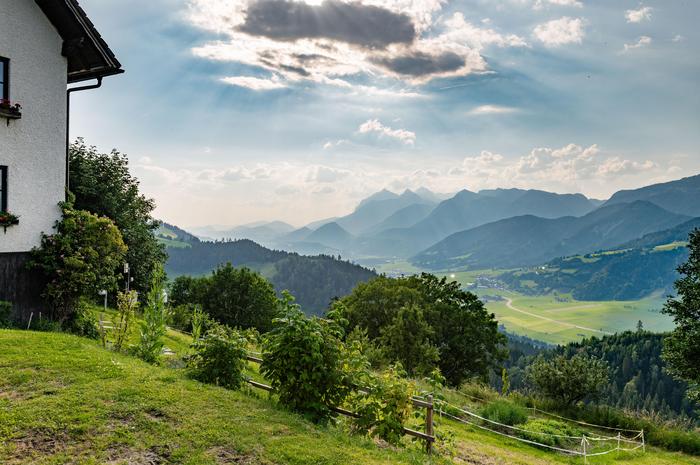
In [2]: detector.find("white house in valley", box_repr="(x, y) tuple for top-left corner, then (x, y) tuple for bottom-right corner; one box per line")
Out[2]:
(0, 0), (122, 318)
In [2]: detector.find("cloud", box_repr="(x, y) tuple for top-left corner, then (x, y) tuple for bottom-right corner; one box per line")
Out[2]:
(237, 0), (416, 48)
(448, 143), (656, 190)
(623, 36), (651, 52)
(533, 17), (585, 46)
(533, 0), (582, 9)
(468, 104), (519, 115)
(306, 165), (352, 183)
(221, 76), (287, 90)
(625, 6), (652, 23)
(371, 51), (464, 77)
(358, 119), (416, 145)
(187, 0), (526, 89)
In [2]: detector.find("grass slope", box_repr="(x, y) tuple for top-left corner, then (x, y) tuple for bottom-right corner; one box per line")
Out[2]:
(1, 330), (696, 464)
(0, 330), (440, 465)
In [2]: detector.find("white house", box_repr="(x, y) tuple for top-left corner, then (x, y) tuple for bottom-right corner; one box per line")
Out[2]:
(0, 0), (122, 318)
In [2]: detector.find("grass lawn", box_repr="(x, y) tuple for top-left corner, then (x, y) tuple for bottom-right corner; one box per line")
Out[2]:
(1, 330), (696, 464)
(0, 330), (446, 465)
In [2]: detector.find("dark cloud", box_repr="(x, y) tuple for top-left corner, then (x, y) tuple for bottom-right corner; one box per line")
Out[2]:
(238, 0), (416, 48)
(371, 51), (465, 76)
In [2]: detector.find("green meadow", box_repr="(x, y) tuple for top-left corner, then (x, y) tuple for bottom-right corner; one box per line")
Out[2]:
(375, 261), (675, 346)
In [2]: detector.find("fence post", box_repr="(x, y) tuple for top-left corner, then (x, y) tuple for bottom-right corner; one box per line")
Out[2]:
(641, 429), (645, 453)
(581, 435), (587, 465)
(425, 394), (434, 454)
(26, 312), (33, 330)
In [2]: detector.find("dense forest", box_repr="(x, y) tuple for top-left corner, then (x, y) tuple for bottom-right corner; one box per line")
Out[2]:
(164, 237), (376, 314)
(501, 331), (697, 420)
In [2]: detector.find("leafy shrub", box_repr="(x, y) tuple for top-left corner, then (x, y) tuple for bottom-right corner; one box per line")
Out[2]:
(518, 419), (582, 447)
(186, 324), (247, 390)
(527, 354), (608, 406)
(111, 291), (139, 352)
(169, 304), (193, 332)
(261, 292), (351, 423)
(479, 399), (528, 426)
(30, 202), (127, 324)
(0, 301), (12, 328)
(191, 304), (206, 341)
(65, 301), (99, 339)
(459, 382), (498, 403)
(135, 265), (169, 364)
(351, 365), (415, 445)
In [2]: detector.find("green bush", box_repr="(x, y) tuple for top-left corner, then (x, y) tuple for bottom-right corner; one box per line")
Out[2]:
(65, 301), (99, 339)
(186, 324), (247, 390)
(518, 419), (582, 447)
(169, 304), (193, 332)
(111, 291), (138, 352)
(351, 365), (415, 445)
(30, 202), (127, 325)
(0, 301), (12, 328)
(479, 399), (528, 426)
(261, 292), (352, 423)
(134, 265), (169, 364)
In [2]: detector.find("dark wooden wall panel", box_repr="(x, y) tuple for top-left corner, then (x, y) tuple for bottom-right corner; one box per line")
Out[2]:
(0, 252), (48, 322)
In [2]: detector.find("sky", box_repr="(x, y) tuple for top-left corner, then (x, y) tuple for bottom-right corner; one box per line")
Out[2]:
(69, 0), (700, 228)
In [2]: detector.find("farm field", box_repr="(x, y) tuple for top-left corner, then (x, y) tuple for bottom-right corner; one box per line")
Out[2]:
(481, 292), (671, 345)
(371, 263), (677, 346)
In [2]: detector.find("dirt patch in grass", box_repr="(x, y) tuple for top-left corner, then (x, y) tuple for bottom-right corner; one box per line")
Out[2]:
(207, 447), (273, 464)
(5, 429), (72, 462)
(105, 445), (173, 465)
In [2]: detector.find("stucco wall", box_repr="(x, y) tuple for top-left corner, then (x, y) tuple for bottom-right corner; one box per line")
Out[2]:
(0, 0), (67, 253)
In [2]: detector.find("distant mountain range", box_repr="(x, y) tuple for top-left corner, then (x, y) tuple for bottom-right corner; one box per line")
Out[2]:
(413, 200), (691, 270)
(164, 173), (700, 303)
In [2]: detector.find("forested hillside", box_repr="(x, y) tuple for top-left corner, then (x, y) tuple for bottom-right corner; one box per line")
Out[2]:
(164, 237), (376, 314)
(504, 331), (697, 419)
(499, 218), (700, 300)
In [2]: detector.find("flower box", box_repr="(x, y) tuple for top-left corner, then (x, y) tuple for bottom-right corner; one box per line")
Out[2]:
(0, 100), (22, 123)
(0, 212), (19, 233)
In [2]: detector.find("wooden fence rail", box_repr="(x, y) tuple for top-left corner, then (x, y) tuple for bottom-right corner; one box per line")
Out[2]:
(243, 354), (435, 452)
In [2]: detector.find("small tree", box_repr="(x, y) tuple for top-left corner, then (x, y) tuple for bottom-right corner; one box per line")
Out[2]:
(351, 365), (414, 445)
(526, 354), (608, 406)
(135, 265), (169, 364)
(112, 291), (139, 352)
(31, 202), (127, 324)
(186, 324), (248, 390)
(663, 229), (700, 402)
(261, 292), (350, 423)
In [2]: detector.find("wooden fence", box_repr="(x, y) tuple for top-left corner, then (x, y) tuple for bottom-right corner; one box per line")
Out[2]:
(244, 354), (436, 452)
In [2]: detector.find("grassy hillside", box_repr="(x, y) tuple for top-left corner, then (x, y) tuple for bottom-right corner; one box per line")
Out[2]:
(0, 330), (440, 465)
(1, 330), (696, 464)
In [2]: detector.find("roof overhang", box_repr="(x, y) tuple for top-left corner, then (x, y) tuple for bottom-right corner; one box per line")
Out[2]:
(35, 0), (123, 83)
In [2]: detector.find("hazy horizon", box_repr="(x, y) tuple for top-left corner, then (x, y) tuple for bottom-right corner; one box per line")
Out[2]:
(68, 0), (700, 227)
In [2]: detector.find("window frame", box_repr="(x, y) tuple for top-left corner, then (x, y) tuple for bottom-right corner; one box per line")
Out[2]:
(0, 56), (8, 101)
(0, 166), (7, 213)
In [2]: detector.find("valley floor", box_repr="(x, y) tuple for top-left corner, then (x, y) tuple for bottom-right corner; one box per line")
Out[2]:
(379, 266), (676, 345)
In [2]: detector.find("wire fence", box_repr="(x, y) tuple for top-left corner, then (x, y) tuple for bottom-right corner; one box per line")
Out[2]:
(436, 399), (645, 463)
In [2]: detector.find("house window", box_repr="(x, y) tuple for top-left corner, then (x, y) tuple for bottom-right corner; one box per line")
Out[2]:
(0, 57), (8, 100)
(0, 166), (7, 212)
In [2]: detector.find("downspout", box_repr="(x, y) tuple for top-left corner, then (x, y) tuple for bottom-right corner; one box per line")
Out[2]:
(65, 77), (102, 197)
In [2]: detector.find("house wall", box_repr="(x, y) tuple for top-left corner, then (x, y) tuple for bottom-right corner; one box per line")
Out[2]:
(0, 0), (68, 253)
